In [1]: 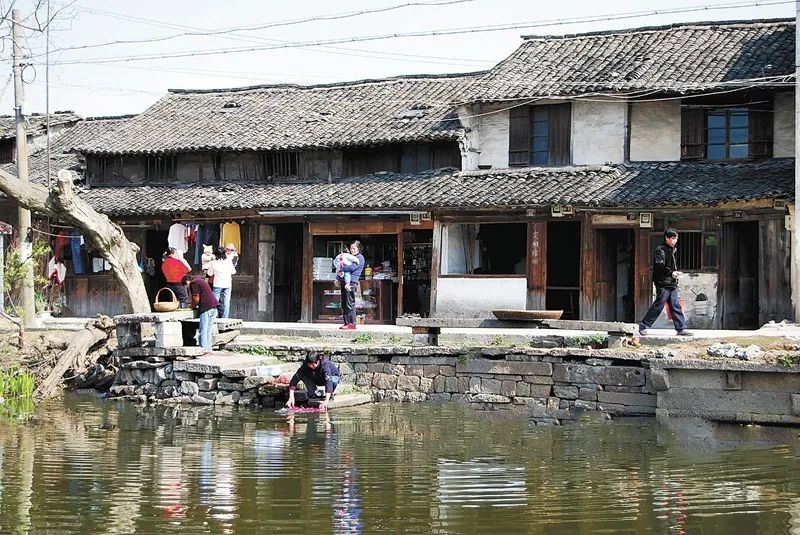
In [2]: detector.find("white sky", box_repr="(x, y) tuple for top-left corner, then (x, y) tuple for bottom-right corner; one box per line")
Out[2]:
(0, 0), (794, 117)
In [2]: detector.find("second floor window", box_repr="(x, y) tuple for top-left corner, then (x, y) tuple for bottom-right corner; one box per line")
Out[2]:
(681, 103), (772, 161)
(509, 103), (571, 166)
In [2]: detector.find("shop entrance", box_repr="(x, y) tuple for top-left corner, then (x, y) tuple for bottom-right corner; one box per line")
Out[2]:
(402, 229), (433, 317)
(721, 222), (759, 329)
(594, 229), (635, 322)
(274, 223), (303, 322)
(145, 229), (169, 304)
(546, 221), (581, 319)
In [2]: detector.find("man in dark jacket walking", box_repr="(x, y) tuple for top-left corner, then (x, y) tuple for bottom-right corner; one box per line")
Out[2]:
(286, 354), (341, 411)
(638, 228), (693, 336)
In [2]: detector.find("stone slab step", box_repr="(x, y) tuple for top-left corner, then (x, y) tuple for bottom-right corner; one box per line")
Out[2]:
(307, 393), (373, 409)
(173, 353), (276, 378)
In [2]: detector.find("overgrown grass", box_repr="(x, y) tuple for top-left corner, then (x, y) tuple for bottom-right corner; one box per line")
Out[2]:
(353, 333), (375, 344)
(572, 334), (607, 348)
(0, 366), (35, 399)
(232, 345), (272, 356)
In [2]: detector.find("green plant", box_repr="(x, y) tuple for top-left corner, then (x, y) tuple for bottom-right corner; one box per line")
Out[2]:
(573, 334), (607, 348)
(776, 354), (800, 367)
(388, 335), (402, 345)
(233, 345), (271, 356)
(3, 239), (51, 315)
(488, 335), (508, 346)
(353, 332), (375, 344)
(0, 366), (36, 399)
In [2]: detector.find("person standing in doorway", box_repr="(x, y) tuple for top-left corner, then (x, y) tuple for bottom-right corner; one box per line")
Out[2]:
(182, 274), (219, 356)
(638, 228), (693, 336)
(161, 247), (191, 307)
(207, 246), (236, 319)
(338, 240), (365, 330)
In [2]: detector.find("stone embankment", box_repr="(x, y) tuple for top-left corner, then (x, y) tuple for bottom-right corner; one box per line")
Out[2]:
(105, 342), (800, 426)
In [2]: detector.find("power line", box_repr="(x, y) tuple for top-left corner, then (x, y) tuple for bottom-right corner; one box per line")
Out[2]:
(55, 0), (474, 54)
(39, 0), (794, 66)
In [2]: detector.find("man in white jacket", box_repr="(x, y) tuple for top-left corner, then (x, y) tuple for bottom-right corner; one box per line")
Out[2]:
(207, 246), (236, 319)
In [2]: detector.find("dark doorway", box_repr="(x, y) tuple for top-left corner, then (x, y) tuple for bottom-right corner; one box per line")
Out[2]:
(721, 222), (759, 329)
(274, 223), (303, 322)
(402, 229), (433, 317)
(145, 229), (169, 304)
(594, 229), (635, 322)
(546, 221), (581, 319)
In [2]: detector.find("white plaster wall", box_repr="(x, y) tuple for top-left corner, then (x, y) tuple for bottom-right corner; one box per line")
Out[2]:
(458, 103), (510, 170)
(435, 277), (527, 318)
(652, 272), (719, 330)
(773, 91), (795, 158)
(572, 100), (625, 165)
(629, 101), (681, 161)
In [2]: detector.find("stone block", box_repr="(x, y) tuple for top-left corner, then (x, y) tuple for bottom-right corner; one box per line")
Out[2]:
(547, 397), (560, 411)
(578, 388), (598, 401)
(457, 360), (552, 376)
(373, 373), (397, 390)
(574, 400), (597, 410)
(658, 388), (792, 415)
(218, 381), (247, 392)
(197, 392), (216, 401)
(458, 377), (470, 392)
(649, 368), (670, 391)
(552, 363), (645, 386)
(383, 390), (405, 401)
(157, 385), (178, 398)
(553, 385), (578, 399)
(394, 354), (460, 365)
(397, 375), (421, 391)
(439, 365), (456, 377)
(444, 376), (459, 393)
(354, 363), (368, 372)
(366, 363), (385, 373)
(559, 399), (571, 409)
(406, 392), (427, 402)
(469, 393), (511, 403)
(116, 323), (142, 349)
(596, 391), (656, 407)
(404, 365), (423, 377)
(174, 371), (195, 382)
(482, 378), (502, 394)
(180, 381), (200, 396)
(428, 393), (451, 402)
(217, 391), (241, 405)
(586, 358), (614, 366)
(243, 376), (271, 389)
(516, 382), (530, 397)
(468, 377), (481, 393)
(423, 365), (439, 378)
(239, 392), (257, 406)
(155, 321), (183, 348)
(501, 381), (516, 397)
(197, 377), (218, 391)
(419, 377), (434, 393)
(793, 394), (800, 416)
(388, 364), (405, 375)
(600, 403), (656, 415)
(191, 394), (215, 405)
(355, 373), (373, 387)
(530, 384), (552, 398)
(523, 375), (553, 385)
(542, 356), (563, 363)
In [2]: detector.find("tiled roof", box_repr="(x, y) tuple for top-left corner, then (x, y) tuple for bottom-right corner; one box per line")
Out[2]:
(76, 159), (794, 216)
(73, 74), (480, 155)
(467, 19), (794, 102)
(0, 111), (81, 140)
(0, 116), (134, 186)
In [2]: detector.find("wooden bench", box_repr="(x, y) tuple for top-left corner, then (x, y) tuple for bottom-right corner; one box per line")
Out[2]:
(395, 316), (637, 347)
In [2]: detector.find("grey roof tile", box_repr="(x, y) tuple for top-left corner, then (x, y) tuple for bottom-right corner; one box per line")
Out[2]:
(467, 19), (794, 102)
(74, 74), (479, 155)
(0, 111), (81, 140)
(76, 159), (794, 216)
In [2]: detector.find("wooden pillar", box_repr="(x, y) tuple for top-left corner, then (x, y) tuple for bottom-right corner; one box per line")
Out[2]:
(397, 231), (404, 317)
(526, 221), (546, 309)
(300, 221), (313, 323)
(579, 215), (593, 320)
(257, 224), (276, 320)
(636, 228), (653, 320)
(429, 220), (443, 317)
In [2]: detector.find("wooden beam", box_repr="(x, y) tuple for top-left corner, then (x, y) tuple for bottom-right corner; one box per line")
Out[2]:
(526, 221), (546, 309)
(397, 231), (404, 317)
(300, 221), (313, 322)
(429, 220), (442, 317)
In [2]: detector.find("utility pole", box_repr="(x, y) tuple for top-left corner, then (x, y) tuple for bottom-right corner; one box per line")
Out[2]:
(795, 0), (800, 323)
(13, 8), (34, 328)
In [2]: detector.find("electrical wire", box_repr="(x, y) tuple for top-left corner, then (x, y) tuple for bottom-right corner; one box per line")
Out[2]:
(39, 0), (794, 66)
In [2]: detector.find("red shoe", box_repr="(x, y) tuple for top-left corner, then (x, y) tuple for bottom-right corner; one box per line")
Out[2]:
(339, 324), (356, 330)
(338, 324), (350, 330)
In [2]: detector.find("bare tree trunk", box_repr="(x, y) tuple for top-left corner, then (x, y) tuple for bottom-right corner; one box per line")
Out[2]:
(0, 168), (150, 314)
(35, 315), (114, 399)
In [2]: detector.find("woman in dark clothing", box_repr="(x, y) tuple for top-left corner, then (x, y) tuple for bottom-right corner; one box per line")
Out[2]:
(337, 240), (365, 330)
(287, 354), (341, 411)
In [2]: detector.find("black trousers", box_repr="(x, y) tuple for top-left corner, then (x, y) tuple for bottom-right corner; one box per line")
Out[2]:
(166, 282), (189, 308)
(340, 284), (356, 325)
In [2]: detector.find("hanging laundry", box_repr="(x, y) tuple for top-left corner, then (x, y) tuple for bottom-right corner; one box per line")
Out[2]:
(54, 230), (71, 261)
(47, 257), (67, 285)
(167, 222), (189, 253)
(70, 230), (85, 274)
(220, 221), (241, 254)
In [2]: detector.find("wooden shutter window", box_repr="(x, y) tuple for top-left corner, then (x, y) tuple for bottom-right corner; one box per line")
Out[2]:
(549, 103), (571, 165)
(509, 106), (531, 166)
(681, 108), (705, 160)
(748, 107), (773, 159)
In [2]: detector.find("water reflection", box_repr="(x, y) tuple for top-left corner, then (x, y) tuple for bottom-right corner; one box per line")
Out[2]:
(0, 397), (797, 534)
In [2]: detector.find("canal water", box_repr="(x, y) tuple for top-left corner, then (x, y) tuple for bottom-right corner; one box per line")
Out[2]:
(0, 396), (799, 534)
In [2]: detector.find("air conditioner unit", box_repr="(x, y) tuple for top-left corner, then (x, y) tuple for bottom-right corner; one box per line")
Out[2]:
(639, 212), (653, 228)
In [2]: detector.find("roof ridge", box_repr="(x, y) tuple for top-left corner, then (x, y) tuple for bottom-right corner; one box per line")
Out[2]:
(521, 17), (793, 41)
(167, 70), (484, 95)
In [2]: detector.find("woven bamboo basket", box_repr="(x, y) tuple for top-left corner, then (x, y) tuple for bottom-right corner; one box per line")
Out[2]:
(492, 309), (563, 321)
(153, 287), (180, 313)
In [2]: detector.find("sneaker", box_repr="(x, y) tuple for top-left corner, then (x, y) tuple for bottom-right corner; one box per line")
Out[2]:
(676, 330), (694, 336)
(338, 324), (350, 330)
(638, 324), (647, 336)
(344, 324), (356, 330)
